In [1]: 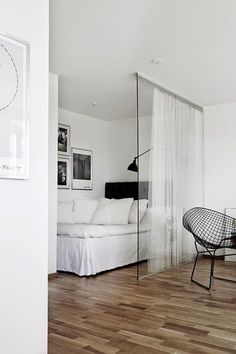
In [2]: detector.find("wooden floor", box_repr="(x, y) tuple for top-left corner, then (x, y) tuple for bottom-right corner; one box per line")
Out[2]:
(48, 259), (236, 354)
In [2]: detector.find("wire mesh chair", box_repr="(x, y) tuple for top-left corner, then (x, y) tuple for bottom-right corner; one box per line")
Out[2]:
(182, 207), (236, 290)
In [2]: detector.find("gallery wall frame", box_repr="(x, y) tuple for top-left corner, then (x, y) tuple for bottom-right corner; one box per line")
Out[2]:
(58, 123), (71, 156)
(224, 208), (236, 218)
(71, 147), (93, 190)
(57, 157), (70, 189)
(0, 32), (30, 179)
(224, 208), (236, 261)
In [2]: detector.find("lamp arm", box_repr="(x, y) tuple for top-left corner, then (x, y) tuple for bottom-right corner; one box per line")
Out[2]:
(134, 148), (152, 160)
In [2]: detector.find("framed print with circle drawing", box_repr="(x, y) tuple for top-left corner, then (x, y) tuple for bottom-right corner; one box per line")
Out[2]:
(0, 32), (29, 179)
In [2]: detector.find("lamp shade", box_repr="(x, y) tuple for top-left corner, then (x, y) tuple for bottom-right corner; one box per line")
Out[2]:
(127, 159), (138, 172)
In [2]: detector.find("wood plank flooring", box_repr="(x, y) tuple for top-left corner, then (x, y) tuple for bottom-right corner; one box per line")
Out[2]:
(48, 259), (236, 354)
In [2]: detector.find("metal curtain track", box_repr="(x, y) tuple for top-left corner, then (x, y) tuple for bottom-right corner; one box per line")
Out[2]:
(136, 72), (203, 112)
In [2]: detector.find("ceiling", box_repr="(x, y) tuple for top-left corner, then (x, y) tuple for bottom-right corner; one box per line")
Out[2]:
(50, 0), (236, 121)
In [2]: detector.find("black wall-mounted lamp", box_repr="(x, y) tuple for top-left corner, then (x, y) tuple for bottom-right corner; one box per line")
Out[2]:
(127, 148), (152, 172)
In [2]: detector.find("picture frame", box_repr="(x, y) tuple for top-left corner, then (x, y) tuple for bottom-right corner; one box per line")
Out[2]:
(224, 208), (236, 261)
(225, 208), (236, 219)
(57, 157), (70, 189)
(72, 148), (93, 190)
(58, 123), (70, 156)
(0, 32), (29, 179)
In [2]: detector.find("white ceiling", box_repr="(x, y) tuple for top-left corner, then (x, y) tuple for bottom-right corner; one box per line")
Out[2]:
(50, 0), (236, 120)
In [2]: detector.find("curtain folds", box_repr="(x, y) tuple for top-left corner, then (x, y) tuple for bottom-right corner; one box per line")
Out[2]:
(146, 88), (204, 275)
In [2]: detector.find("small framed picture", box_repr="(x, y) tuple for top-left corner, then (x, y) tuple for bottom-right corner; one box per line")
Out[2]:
(0, 32), (30, 179)
(58, 124), (70, 156)
(57, 157), (70, 189)
(225, 208), (236, 219)
(72, 148), (93, 190)
(224, 208), (236, 261)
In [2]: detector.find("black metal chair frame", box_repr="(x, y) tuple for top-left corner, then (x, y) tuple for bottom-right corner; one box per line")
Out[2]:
(183, 207), (236, 291)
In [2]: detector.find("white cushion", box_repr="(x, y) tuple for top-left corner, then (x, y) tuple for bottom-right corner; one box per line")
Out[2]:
(128, 199), (148, 224)
(73, 199), (98, 224)
(91, 198), (133, 225)
(57, 201), (74, 224)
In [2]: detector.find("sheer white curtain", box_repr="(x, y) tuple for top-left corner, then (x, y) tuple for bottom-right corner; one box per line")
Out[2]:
(147, 88), (204, 274)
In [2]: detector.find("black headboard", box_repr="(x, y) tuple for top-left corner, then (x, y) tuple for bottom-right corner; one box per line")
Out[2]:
(105, 182), (148, 200)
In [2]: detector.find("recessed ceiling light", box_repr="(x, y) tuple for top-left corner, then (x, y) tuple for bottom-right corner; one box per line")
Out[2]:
(90, 101), (98, 106)
(151, 58), (163, 65)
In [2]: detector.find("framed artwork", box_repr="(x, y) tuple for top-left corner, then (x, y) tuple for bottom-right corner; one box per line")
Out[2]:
(58, 123), (70, 156)
(72, 148), (93, 190)
(224, 208), (236, 261)
(225, 208), (236, 219)
(57, 157), (70, 189)
(0, 32), (29, 179)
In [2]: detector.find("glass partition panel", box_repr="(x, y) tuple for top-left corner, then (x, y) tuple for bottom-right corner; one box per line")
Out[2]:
(137, 75), (204, 280)
(137, 77), (153, 279)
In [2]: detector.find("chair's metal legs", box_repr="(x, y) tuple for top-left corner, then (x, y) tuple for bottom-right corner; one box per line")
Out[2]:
(212, 258), (236, 283)
(191, 242), (215, 290)
(191, 253), (213, 290)
(212, 275), (236, 283)
(210, 254), (215, 277)
(191, 243), (236, 290)
(191, 252), (199, 282)
(212, 251), (236, 284)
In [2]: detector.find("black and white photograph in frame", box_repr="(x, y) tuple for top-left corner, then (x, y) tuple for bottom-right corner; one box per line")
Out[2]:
(58, 157), (70, 189)
(58, 123), (70, 156)
(0, 33), (29, 179)
(72, 148), (93, 190)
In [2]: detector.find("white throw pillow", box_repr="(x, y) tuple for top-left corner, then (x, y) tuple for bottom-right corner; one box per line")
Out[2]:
(92, 198), (133, 225)
(128, 199), (148, 224)
(73, 199), (99, 224)
(57, 201), (74, 224)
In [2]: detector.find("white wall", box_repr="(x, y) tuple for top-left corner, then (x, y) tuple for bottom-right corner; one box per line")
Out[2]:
(58, 103), (236, 211)
(204, 103), (236, 212)
(58, 108), (109, 201)
(49, 73), (58, 274)
(0, 1), (49, 354)
(108, 106), (236, 212)
(108, 117), (136, 182)
(57, 111), (151, 203)
(108, 116), (152, 182)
